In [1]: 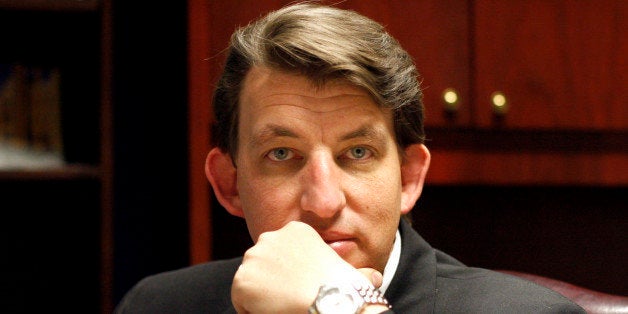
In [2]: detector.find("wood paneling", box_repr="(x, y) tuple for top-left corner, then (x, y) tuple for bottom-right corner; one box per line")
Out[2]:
(474, 0), (628, 130)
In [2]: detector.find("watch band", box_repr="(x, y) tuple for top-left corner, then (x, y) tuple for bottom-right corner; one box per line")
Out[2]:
(353, 282), (390, 309)
(309, 280), (391, 314)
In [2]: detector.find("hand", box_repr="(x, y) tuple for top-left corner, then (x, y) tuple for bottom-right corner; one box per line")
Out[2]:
(357, 268), (384, 289)
(231, 221), (382, 314)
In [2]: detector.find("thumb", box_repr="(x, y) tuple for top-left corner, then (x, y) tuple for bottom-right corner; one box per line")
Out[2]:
(357, 268), (383, 288)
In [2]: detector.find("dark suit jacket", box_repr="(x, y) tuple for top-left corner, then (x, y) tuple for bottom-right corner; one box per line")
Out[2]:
(115, 219), (585, 313)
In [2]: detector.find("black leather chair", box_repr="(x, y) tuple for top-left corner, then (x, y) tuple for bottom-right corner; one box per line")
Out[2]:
(498, 270), (628, 314)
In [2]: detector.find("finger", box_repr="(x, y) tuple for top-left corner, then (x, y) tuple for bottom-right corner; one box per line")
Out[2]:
(357, 268), (383, 288)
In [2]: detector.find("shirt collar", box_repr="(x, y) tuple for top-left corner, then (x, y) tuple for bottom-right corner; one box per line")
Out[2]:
(379, 229), (401, 294)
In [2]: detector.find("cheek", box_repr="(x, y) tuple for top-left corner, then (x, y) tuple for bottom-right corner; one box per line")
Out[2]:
(237, 176), (299, 241)
(346, 171), (401, 270)
(352, 167), (402, 213)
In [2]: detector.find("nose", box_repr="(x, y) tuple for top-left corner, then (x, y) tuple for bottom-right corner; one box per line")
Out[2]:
(300, 151), (346, 218)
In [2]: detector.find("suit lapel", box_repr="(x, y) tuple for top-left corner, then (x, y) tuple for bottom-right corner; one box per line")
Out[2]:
(385, 219), (438, 313)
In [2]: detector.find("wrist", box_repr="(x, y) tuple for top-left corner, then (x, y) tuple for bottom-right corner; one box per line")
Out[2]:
(360, 304), (391, 314)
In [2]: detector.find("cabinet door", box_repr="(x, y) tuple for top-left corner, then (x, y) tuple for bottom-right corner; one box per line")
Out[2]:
(474, 0), (628, 130)
(339, 0), (471, 127)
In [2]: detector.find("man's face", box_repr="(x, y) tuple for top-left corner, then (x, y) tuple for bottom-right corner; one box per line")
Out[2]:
(233, 67), (407, 272)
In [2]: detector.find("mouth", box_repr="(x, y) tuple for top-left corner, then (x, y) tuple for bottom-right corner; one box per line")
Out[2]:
(322, 234), (357, 257)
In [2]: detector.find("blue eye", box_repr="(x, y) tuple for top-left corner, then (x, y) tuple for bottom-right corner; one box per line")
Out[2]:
(267, 148), (294, 161)
(345, 147), (371, 160)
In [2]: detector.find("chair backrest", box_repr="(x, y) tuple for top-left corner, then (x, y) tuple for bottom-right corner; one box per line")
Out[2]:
(497, 270), (628, 314)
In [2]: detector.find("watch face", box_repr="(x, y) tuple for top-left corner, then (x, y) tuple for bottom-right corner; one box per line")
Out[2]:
(316, 285), (362, 314)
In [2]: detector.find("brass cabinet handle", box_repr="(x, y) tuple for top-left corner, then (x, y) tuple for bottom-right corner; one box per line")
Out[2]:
(491, 91), (508, 115)
(443, 88), (460, 113)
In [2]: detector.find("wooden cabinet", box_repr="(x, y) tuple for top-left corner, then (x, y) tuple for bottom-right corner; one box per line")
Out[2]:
(356, 0), (628, 131)
(427, 0), (627, 185)
(349, 0), (627, 185)
(474, 0), (627, 130)
(0, 1), (113, 313)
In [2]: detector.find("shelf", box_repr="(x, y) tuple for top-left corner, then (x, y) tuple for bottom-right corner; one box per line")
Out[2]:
(1, 0), (109, 313)
(0, 164), (100, 180)
(0, 0), (99, 11)
(0, 7), (102, 166)
(423, 128), (628, 186)
(427, 149), (628, 186)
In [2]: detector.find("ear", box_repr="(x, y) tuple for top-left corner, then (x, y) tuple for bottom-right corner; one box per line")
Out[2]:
(400, 144), (431, 215)
(205, 147), (244, 218)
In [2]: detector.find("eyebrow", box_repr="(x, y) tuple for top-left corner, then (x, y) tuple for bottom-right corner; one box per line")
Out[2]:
(249, 124), (300, 148)
(249, 123), (388, 148)
(339, 125), (388, 146)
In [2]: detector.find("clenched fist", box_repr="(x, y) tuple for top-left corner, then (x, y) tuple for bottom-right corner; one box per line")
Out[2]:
(231, 221), (382, 314)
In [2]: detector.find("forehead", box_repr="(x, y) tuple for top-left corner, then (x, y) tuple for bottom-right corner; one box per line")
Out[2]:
(237, 66), (396, 146)
(240, 67), (375, 109)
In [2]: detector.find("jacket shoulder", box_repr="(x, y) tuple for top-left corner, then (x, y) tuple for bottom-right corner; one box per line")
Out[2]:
(115, 257), (241, 314)
(434, 261), (585, 313)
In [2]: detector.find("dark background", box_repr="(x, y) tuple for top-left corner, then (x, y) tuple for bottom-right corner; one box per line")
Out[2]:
(110, 0), (189, 306)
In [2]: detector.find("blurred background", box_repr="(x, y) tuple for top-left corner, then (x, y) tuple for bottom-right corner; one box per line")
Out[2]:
(1, 1), (625, 313)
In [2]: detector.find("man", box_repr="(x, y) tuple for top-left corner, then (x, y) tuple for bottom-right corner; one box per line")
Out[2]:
(116, 3), (584, 313)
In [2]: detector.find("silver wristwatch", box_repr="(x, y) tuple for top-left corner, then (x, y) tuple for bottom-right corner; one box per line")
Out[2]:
(308, 281), (391, 314)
